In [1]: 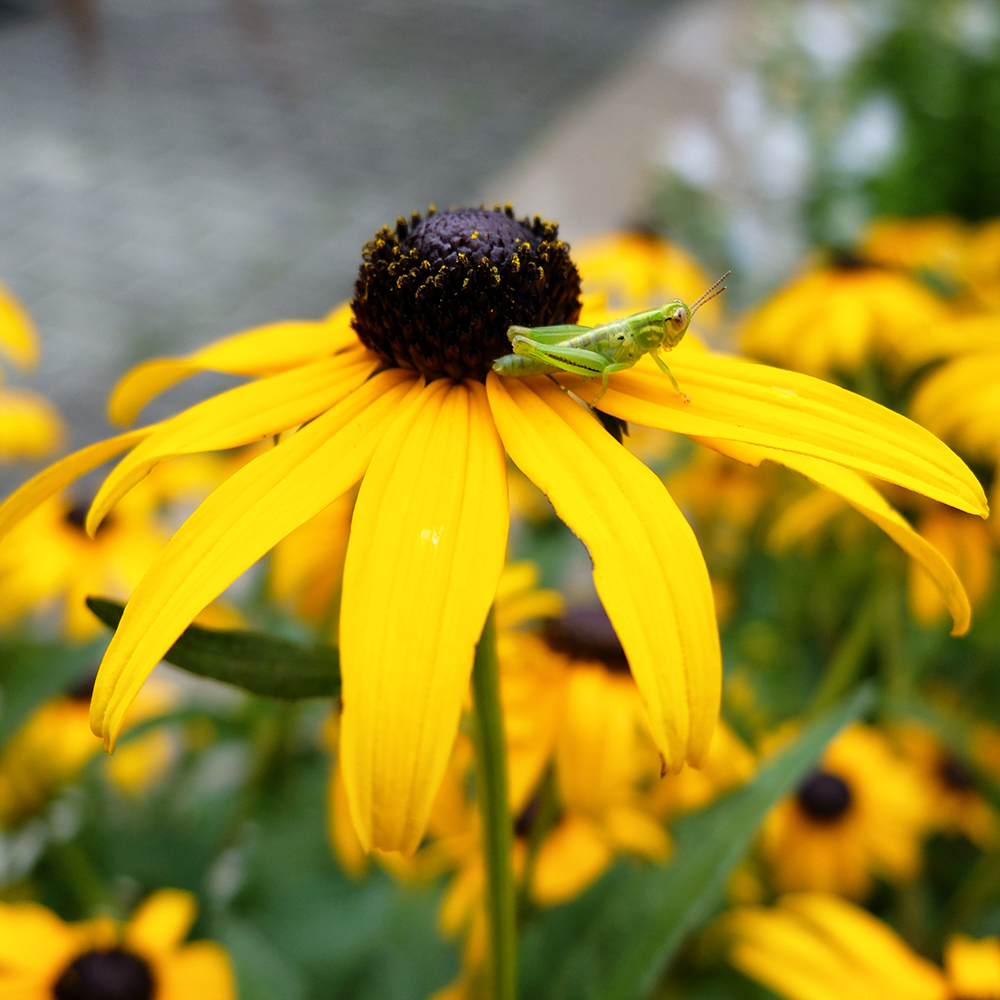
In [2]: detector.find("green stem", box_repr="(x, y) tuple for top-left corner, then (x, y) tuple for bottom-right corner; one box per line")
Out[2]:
(470, 607), (517, 1000)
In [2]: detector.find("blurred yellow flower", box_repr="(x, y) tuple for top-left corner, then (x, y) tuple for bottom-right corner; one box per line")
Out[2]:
(894, 721), (998, 848)
(862, 215), (970, 287)
(724, 892), (1000, 1000)
(572, 231), (723, 330)
(945, 934), (1000, 1000)
(760, 724), (929, 898)
(0, 675), (177, 826)
(0, 889), (235, 999)
(908, 507), (995, 627)
(911, 351), (1000, 530)
(861, 215), (1000, 312)
(0, 211), (986, 858)
(0, 456), (231, 640)
(0, 280), (64, 462)
(269, 491), (354, 633)
(738, 256), (950, 378)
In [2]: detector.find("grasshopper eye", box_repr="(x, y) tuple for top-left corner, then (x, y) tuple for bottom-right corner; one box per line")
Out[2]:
(671, 306), (689, 332)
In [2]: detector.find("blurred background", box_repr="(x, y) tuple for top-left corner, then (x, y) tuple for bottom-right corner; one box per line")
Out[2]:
(1, 2), (999, 999)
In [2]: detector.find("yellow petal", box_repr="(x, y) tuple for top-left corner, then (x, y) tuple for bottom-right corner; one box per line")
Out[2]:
(0, 901), (82, 975)
(700, 438), (972, 635)
(728, 907), (885, 1000)
(0, 427), (154, 542)
(0, 281), (38, 368)
(91, 369), (420, 750)
(0, 387), (65, 461)
(575, 351), (989, 517)
(944, 934), (1000, 998)
(155, 941), (236, 1000)
(487, 374), (720, 770)
(125, 889), (197, 956)
(531, 816), (613, 906)
(87, 353), (377, 533)
(784, 894), (949, 999)
(911, 352), (1000, 462)
(108, 302), (361, 426)
(339, 379), (509, 854)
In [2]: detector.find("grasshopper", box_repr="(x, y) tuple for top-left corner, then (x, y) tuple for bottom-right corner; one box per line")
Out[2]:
(492, 272), (729, 404)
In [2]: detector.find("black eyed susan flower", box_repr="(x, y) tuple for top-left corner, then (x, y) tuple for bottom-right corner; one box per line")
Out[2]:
(0, 281), (64, 462)
(0, 673), (177, 827)
(723, 892), (1000, 1000)
(912, 351), (1000, 530)
(0, 456), (236, 640)
(893, 721), (998, 848)
(0, 889), (235, 999)
(760, 723), (929, 898)
(737, 252), (953, 378)
(0, 206), (988, 856)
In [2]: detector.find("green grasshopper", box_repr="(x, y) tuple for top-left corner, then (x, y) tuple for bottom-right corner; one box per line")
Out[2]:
(492, 271), (729, 404)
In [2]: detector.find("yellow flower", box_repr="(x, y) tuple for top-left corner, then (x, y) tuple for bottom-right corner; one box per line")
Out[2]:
(862, 215), (971, 287)
(861, 215), (1000, 313)
(645, 719), (756, 818)
(269, 491), (354, 632)
(911, 351), (1000, 532)
(0, 889), (235, 999)
(0, 280), (64, 462)
(325, 561), (563, 879)
(908, 507), (996, 628)
(760, 723), (929, 898)
(724, 892), (1000, 1000)
(525, 606), (673, 906)
(945, 935), (1000, 1000)
(893, 721), (998, 848)
(570, 231), (723, 329)
(0, 456), (229, 640)
(0, 209), (986, 856)
(0, 675), (177, 826)
(967, 219), (1000, 311)
(738, 256), (952, 377)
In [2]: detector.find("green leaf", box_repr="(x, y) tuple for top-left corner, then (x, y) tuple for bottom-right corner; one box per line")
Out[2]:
(518, 684), (875, 1000)
(0, 639), (104, 747)
(86, 597), (340, 700)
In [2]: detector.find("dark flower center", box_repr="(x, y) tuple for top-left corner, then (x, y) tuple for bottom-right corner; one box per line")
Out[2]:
(828, 248), (875, 272)
(351, 205), (581, 380)
(939, 754), (975, 791)
(514, 793), (542, 838)
(542, 606), (630, 674)
(53, 949), (155, 1000)
(65, 670), (99, 702)
(64, 504), (113, 537)
(796, 770), (853, 822)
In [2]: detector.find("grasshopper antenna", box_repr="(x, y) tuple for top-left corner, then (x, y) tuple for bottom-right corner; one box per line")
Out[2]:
(689, 271), (731, 316)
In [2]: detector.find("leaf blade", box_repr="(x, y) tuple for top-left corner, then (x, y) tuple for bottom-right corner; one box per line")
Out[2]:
(87, 597), (340, 700)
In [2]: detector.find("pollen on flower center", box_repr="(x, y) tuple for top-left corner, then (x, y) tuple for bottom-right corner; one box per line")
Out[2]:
(796, 769), (853, 822)
(53, 948), (155, 1000)
(351, 205), (582, 380)
(542, 607), (630, 674)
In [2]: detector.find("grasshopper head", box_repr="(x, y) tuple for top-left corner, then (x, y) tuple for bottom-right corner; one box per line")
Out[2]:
(661, 300), (690, 349)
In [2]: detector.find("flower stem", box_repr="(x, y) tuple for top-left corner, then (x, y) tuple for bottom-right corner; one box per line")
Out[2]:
(471, 606), (517, 1000)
